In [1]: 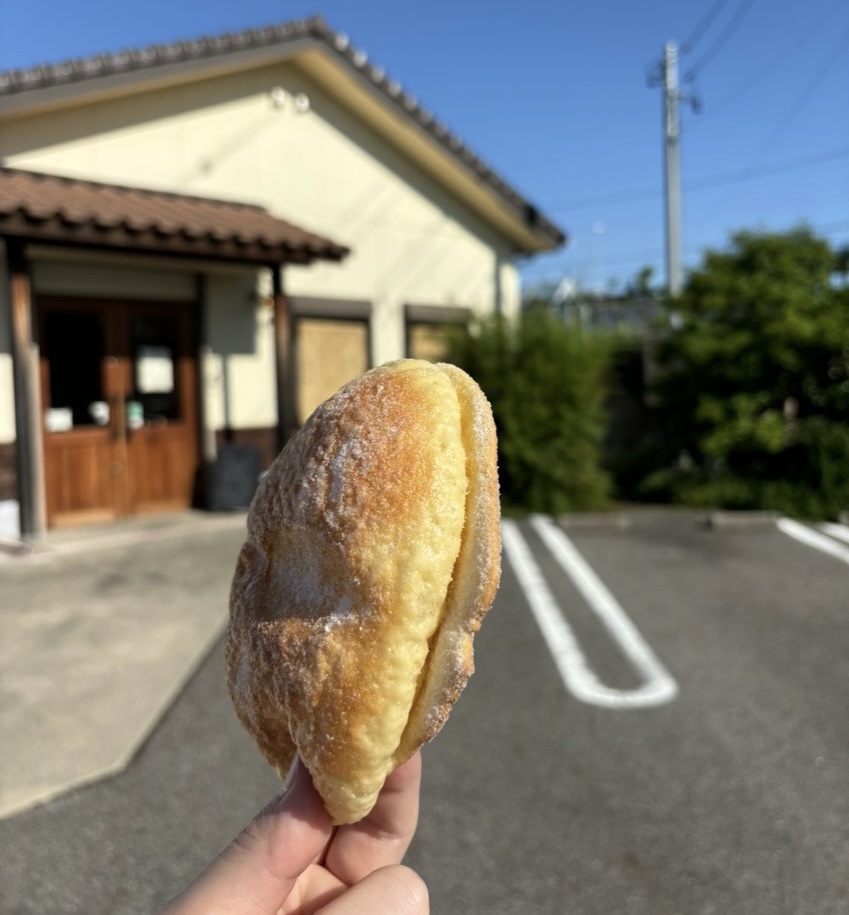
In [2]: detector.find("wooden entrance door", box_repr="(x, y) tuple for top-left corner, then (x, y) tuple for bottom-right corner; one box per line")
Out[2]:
(38, 297), (199, 527)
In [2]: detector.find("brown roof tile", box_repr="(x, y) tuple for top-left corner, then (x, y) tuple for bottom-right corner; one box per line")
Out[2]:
(0, 16), (565, 249)
(0, 168), (349, 265)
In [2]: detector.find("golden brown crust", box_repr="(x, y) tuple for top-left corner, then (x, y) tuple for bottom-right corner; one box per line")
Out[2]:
(397, 362), (501, 751)
(226, 359), (500, 823)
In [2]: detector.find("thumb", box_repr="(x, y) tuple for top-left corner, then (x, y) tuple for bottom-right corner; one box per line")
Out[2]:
(162, 759), (333, 915)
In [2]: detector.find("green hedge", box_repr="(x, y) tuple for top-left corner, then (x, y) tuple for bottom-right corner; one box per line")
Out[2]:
(446, 309), (612, 514)
(639, 416), (849, 519)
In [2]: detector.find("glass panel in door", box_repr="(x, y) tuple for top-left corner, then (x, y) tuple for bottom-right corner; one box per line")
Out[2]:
(43, 310), (107, 429)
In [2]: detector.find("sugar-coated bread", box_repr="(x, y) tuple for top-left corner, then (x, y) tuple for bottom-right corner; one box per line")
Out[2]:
(226, 358), (500, 823)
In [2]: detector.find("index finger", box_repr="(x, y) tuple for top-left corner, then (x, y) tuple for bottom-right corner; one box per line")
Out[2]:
(161, 759), (332, 915)
(324, 750), (422, 886)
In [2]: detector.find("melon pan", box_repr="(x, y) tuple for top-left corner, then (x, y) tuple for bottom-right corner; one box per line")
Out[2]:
(226, 358), (501, 823)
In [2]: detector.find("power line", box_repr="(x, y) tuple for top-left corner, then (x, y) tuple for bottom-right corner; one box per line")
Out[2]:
(545, 146), (849, 213)
(680, 0), (733, 55)
(690, 145), (849, 191)
(690, 0), (845, 125)
(550, 186), (659, 212)
(746, 21), (849, 167)
(521, 218), (849, 285)
(684, 0), (757, 79)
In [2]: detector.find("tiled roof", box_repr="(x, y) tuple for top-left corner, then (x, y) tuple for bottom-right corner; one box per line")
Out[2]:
(0, 168), (349, 265)
(0, 16), (564, 247)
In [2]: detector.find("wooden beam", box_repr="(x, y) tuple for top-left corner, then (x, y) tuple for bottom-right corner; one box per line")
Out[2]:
(6, 242), (46, 540)
(194, 273), (218, 465)
(271, 267), (296, 453)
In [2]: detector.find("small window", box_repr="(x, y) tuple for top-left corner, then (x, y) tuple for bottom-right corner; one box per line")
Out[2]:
(404, 305), (471, 363)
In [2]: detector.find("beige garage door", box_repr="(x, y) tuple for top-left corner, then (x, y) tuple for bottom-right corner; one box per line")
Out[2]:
(296, 318), (369, 424)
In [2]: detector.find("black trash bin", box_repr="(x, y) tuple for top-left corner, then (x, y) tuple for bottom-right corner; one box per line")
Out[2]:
(208, 444), (262, 511)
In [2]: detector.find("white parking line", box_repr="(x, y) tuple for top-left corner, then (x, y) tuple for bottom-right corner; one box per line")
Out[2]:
(501, 517), (678, 709)
(777, 518), (849, 567)
(820, 522), (849, 546)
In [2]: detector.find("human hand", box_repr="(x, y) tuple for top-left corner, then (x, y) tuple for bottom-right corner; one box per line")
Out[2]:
(161, 751), (427, 915)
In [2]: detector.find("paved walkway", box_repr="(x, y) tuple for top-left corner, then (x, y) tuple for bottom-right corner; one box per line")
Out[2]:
(0, 504), (793, 822)
(0, 511), (248, 820)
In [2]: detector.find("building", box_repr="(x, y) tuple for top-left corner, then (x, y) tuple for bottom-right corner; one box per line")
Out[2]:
(0, 16), (564, 539)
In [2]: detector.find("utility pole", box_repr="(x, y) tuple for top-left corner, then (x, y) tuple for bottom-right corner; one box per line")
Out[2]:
(662, 41), (683, 297)
(649, 41), (689, 297)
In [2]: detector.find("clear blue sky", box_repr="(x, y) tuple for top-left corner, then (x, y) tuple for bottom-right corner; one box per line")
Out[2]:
(1, 0), (846, 295)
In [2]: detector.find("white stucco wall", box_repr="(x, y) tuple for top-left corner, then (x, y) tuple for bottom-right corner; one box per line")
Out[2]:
(1, 254), (19, 537)
(203, 271), (277, 435)
(4, 59), (521, 359)
(0, 254), (15, 445)
(0, 355), (13, 443)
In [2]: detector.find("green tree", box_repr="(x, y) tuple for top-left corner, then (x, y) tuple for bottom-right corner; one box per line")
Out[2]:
(446, 308), (612, 514)
(646, 227), (849, 518)
(623, 265), (658, 299)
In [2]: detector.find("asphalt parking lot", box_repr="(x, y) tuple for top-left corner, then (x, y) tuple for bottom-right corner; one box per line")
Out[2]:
(1, 509), (847, 914)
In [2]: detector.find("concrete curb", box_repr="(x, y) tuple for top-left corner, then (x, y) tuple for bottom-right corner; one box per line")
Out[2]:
(703, 510), (781, 530)
(0, 511), (247, 564)
(556, 512), (633, 530)
(0, 538), (36, 558)
(555, 507), (784, 532)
